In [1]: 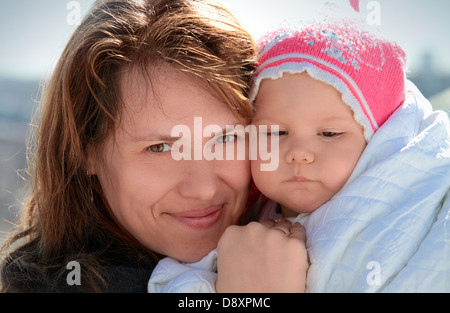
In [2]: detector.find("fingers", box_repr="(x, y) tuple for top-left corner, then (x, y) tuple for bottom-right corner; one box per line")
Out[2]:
(261, 218), (306, 240)
(274, 218), (292, 229)
(288, 222), (306, 242)
(271, 218), (292, 236)
(261, 218), (291, 228)
(259, 219), (276, 228)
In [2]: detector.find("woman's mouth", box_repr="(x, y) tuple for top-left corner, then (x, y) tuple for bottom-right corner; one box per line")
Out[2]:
(170, 205), (223, 229)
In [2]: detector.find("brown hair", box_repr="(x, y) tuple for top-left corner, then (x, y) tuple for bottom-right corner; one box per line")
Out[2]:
(0, 0), (256, 292)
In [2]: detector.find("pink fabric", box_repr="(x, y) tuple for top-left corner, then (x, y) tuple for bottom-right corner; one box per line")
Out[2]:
(250, 19), (407, 141)
(349, 0), (360, 12)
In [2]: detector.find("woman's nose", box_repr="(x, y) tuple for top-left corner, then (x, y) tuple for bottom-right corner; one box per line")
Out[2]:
(284, 141), (315, 164)
(178, 160), (219, 201)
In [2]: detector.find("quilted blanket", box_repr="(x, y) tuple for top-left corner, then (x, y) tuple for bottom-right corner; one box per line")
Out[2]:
(295, 81), (450, 292)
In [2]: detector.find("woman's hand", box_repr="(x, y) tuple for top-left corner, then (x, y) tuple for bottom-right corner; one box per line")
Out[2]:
(215, 218), (308, 293)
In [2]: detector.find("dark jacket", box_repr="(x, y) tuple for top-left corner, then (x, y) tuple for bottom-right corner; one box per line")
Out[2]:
(1, 242), (157, 293)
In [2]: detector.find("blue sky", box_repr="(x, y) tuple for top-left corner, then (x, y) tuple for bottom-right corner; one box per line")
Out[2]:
(1, 0), (449, 81)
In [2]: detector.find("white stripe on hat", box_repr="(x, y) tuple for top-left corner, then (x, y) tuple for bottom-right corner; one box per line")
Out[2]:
(253, 52), (379, 132)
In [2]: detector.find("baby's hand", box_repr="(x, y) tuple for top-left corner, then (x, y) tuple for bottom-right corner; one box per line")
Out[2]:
(260, 218), (307, 240)
(215, 219), (308, 293)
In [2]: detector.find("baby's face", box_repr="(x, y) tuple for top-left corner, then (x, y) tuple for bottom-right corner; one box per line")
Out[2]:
(252, 72), (367, 216)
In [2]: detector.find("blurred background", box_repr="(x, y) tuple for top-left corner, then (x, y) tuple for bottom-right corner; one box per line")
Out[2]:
(1, 0), (450, 241)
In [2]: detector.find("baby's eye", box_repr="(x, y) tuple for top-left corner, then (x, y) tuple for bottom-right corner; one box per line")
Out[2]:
(320, 131), (340, 137)
(268, 130), (288, 137)
(147, 143), (171, 153)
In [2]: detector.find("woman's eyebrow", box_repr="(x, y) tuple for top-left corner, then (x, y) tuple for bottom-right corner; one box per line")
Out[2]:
(130, 124), (242, 142)
(130, 133), (183, 142)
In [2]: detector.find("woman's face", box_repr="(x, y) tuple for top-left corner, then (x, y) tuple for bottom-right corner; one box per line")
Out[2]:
(91, 65), (250, 262)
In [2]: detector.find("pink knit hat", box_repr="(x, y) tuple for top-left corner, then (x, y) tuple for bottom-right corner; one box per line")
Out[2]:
(249, 19), (407, 141)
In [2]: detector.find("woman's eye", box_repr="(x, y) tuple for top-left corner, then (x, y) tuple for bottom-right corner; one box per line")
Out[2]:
(147, 143), (171, 153)
(216, 134), (237, 144)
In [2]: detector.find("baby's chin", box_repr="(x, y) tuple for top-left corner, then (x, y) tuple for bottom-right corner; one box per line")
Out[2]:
(279, 198), (328, 217)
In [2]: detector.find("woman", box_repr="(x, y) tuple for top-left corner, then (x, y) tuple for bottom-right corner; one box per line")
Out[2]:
(0, 0), (306, 292)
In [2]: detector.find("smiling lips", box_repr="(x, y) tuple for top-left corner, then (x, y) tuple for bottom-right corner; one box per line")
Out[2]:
(170, 205), (223, 229)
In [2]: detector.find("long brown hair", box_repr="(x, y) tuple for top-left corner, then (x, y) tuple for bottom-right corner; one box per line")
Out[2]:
(0, 0), (256, 292)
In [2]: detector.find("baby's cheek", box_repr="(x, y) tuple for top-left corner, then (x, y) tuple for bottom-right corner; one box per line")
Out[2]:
(251, 165), (276, 197)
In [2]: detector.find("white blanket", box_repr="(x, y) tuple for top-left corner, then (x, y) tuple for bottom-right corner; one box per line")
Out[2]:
(295, 81), (450, 292)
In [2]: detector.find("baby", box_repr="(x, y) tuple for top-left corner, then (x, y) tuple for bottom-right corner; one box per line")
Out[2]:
(148, 19), (450, 292)
(250, 18), (405, 220)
